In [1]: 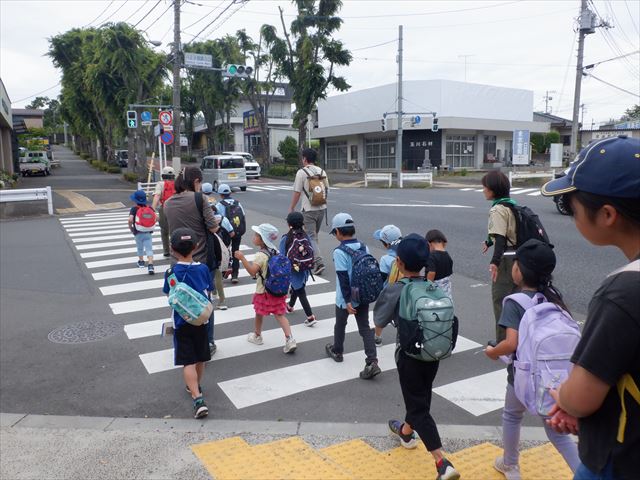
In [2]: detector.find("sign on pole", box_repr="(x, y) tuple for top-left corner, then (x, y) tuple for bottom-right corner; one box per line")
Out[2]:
(184, 52), (213, 68)
(160, 131), (174, 145)
(154, 124), (161, 137)
(550, 143), (563, 168)
(512, 129), (530, 165)
(141, 111), (152, 122)
(159, 111), (172, 126)
(180, 135), (188, 147)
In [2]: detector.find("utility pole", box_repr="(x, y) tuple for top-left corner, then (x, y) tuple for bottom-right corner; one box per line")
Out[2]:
(544, 90), (556, 114)
(458, 54), (475, 82)
(172, 0), (181, 172)
(395, 25), (403, 185)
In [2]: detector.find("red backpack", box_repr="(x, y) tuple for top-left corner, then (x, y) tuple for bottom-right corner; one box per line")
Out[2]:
(135, 206), (157, 232)
(160, 180), (175, 205)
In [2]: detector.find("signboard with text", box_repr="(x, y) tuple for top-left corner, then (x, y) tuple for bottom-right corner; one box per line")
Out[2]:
(243, 107), (263, 134)
(184, 52), (213, 68)
(512, 129), (530, 165)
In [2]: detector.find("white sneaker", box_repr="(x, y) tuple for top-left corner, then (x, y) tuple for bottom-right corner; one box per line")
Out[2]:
(304, 315), (317, 327)
(284, 336), (297, 354)
(247, 332), (263, 345)
(494, 456), (521, 480)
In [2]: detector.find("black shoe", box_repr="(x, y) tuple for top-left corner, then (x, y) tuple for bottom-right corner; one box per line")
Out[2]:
(209, 343), (217, 356)
(325, 343), (343, 362)
(148, 264), (155, 275)
(193, 397), (208, 419)
(359, 361), (381, 379)
(163, 252), (170, 257)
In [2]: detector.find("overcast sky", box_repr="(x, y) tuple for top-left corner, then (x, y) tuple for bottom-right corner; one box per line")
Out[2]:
(2, 0), (639, 126)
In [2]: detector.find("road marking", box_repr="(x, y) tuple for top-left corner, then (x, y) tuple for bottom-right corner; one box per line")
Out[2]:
(433, 369), (507, 416)
(246, 187), (262, 192)
(73, 232), (161, 243)
(474, 188), (484, 192)
(83, 210), (130, 217)
(94, 264), (172, 281)
(64, 221), (129, 230)
(60, 216), (131, 225)
(354, 204), (473, 209)
(68, 227), (160, 238)
(80, 243), (251, 259)
(271, 185), (293, 190)
(85, 253), (179, 269)
(56, 190), (126, 213)
(460, 188), (475, 191)
(527, 191), (542, 196)
(510, 188), (539, 195)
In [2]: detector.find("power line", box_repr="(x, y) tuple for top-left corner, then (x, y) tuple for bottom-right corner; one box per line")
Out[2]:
(99, 0), (130, 26)
(584, 50), (640, 69)
(354, 56), (576, 68)
(11, 82), (61, 104)
(199, 0), (247, 41)
(183, 0), (225, 30)
(555, 30), (577, 117)
(84, 1), (115, 27)
(584, 71), (640, 98)
(624, 0), (639, 36)
(134, 0), (162, 28)
(142, 0), (176, 33)
(124, 0), (149, 22)
(351, 39), (397, 52)
(185, 0), (237, 45)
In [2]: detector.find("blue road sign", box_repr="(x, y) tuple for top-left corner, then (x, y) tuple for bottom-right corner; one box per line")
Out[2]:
(160, 131), (174, 145)
(414, 115), (421, 125)
(141, 111), (152, 122)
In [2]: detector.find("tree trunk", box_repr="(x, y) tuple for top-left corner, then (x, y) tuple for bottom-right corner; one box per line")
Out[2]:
(298, 117), (308, 161)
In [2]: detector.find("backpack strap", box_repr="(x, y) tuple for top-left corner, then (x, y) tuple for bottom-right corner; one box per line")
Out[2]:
(617, 373), (640, 443)
(503, 292), (544, 310)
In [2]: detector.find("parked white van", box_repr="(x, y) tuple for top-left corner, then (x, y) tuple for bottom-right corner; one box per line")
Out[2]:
(222, 151), (261, 179)
(201, 155), (247, 191)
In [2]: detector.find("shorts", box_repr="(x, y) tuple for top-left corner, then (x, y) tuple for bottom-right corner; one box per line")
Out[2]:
(253, 292), (287, 316)
(134, 232), (154, 257)
(173, 323), (211, 366)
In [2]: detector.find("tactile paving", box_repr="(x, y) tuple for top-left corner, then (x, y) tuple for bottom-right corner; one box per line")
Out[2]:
(320, 439), (404, 479)
(448, 442), (504, 479)
(520, 442), (573, 479)
(191, 436), (252, 480)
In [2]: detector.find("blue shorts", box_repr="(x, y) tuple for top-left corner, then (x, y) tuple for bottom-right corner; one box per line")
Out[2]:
(134, 232), (153, 257)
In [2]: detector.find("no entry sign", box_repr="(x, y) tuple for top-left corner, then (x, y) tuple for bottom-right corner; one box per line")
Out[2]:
(159, 111), (173, 126)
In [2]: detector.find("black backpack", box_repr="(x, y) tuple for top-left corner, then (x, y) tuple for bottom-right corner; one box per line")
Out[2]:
(499, 201), (550, 248)
(221, 199), (246, 236)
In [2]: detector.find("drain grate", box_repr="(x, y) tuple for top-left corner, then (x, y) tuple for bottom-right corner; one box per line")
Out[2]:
(48, 320), (120, 344)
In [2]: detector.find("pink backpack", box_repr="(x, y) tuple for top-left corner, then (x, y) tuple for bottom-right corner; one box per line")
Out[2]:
(134, 206), (157, 232)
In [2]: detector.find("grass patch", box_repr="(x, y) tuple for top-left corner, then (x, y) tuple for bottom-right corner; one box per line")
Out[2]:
(107, 166), (122, 174)
(122, 172), (139, 183)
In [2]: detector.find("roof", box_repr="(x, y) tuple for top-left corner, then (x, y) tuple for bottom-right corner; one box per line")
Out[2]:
(12, 108), (45, 117)
(533, 112), (573, 127)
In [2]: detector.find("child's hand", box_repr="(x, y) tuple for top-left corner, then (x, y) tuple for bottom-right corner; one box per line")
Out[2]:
(346, 303), (357, 315)
(234, 250), (244, 260)
(484, 345), (499, 360)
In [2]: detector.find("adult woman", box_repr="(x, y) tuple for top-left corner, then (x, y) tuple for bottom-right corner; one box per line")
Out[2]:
(481, 170), (517, 343)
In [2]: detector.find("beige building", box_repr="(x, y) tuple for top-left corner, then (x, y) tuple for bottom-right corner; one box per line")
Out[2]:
(11, 108), (44, 130)
(0, 79), (14, 174)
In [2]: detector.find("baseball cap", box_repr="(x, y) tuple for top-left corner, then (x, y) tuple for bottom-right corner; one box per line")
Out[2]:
(541, 135), (640, 198)
(162, 166), (175, 176)
(286, 211), (304, 229)
(201, 182), (214, 195)
(396, 233), (429, 272)
(515, 239), (556, 277)
(217, 184), (231, 195)
(251, 223), (279, 250)
(330, 212), (355, 235)
(129, 189), (147, 205)
(374, 225), (402, 244)
(170, 228), (198, 255)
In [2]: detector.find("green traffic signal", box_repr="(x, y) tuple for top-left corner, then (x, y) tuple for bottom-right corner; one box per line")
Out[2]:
(228, 65), (237, 75)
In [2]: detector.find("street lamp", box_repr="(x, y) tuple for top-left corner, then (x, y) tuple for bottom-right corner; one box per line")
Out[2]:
(148, 40), (162, 47)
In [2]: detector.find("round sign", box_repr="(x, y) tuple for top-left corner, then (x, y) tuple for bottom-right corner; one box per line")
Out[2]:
(414, 115), (421, 125)
(160, 131), (174, 145)
(141, 111), (152, 122)
(159, 111), (173, 126)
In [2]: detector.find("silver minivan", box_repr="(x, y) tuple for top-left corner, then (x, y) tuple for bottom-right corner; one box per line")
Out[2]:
(201, 155), (247, 191)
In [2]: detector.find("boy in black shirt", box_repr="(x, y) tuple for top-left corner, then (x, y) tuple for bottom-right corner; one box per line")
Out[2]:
(425, 229), (454, 302)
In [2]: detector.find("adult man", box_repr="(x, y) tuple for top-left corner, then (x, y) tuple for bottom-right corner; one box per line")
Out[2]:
(289, 148), (329, 275)
(151, 166), (176, 257)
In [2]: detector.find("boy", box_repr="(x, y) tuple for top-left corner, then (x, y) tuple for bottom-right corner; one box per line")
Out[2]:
(325, 212), (380, 380)
(128, 189), (155, 274)
(215, 183), (245, 284)
(374, 233), (459, 480)
(162, 228), (212, 419)
(373, 224), (402, 345)
(542, 135), (640, 479)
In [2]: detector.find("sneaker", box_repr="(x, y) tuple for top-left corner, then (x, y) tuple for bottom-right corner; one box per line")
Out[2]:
(286, 304), (295, 313)
(436, 459), (460, 480)
(313, 263), (326, 275)
(209, 342), (217, 356)
(185, 384), (203, 395)
(216, 304), (228, 310)
(148, 264), (155, 275)
(137, 260), (145, 268)
(388, 420), (418, 449)
(163, 252), (171, 257)
(247, 332), (263, 345)
(359, 361), (382, 379)
(325, 343), (343, 362)
(193, 397), (208, 419)
(304, 315), (317, 327)
(374, 335), (383, 345)
(493, 456), (521, 480)
(231, 278), (239, 284)
(284, 336), (297, 354)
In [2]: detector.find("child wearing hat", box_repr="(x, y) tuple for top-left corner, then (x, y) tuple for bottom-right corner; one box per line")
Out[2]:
(234, 223), (297, 354)
(373, 224), (403, 345)
(541, 135), (640, 479)
(373, 233), (459, 480)
(215, 183), (245, 284)
(128, 189), (155, 274)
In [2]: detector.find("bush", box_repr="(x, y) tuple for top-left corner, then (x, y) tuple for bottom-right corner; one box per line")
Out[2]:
(267, 165), (297, 178)
(181, 155), (197, 163)
(278, 136), (299, 166)
(107, 166), (121, 174)
(123, 172), (139, 183)
(0, 170), (18, 189)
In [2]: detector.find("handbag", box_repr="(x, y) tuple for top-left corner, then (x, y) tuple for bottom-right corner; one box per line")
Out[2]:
(195, 192), (217, 270)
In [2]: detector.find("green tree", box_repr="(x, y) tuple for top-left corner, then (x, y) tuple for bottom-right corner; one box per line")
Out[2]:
(25, 96), (50, 110)
(621, 104), (640, 121)
(278, 135), (298, 164)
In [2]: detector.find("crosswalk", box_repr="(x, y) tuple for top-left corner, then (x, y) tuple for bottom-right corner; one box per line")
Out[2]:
(245, 184), (341, 193)
(458, 186), (543, 196)
(59, 210), (506, 416)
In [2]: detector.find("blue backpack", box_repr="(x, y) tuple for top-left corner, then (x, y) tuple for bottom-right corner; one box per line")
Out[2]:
(338, 243), (384, 304)
(261, 249), (292, 297)
(166, 267), (213, 326)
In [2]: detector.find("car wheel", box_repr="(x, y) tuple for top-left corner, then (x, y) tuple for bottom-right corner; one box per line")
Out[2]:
(21, 172), (26, 177)
(240, 186), (247, 191)
(555, 195), (570, 216)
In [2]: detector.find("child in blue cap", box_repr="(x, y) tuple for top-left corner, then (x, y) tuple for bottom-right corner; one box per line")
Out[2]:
(128, 189), (155, 274)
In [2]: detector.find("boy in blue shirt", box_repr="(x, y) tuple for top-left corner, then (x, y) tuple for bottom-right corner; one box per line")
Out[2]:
(162, 228), (212, 419)
(325, 213), (380, 380)
(373, 224), (402, 345)
(215, 183), (246, 284)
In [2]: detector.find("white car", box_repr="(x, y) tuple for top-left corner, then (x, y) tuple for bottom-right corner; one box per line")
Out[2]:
(222, 151), (261, 179)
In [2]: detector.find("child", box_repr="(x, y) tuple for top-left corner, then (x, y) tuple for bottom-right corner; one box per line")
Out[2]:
(128, 189), (155, 275)
(373, 224), (402, 345)
(485, 239), (579, 478)
(325, 213), (380, 380)
(374, 233), (459, 480)
(280, 211), (317, 326)
(216, 183), (245, 285)
(234, 223), (297, 354)
(162, 228), (212, 419)
(541, 135), (640, 479)
(425, 229), (454, 301)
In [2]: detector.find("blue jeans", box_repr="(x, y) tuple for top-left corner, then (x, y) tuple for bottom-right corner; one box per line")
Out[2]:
(574, 460), (617, 480)
(134, 232), (153, 257)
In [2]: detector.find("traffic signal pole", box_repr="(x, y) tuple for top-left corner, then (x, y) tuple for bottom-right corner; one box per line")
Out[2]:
(395, 25), (403, 186)
(172, 0), (181, 173)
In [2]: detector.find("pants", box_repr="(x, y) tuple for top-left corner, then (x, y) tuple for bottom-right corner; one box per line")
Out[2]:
(574, 461), (617, 480)
(231, 235), (242, 279)
(502, 383), (579, 471)
(289, 286), (312, 317)
(302, 209), (325, 267)
(134, 232), (153, 257)
(213, 269), (225, 303)
(333, 304), (377, 363)
(158, 206), (170, 255)
(492, 255), (516, 342)
(396, 350), (442, 451)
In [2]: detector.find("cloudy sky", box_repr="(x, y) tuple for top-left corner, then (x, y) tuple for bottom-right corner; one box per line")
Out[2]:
(2, 0), (639, 126)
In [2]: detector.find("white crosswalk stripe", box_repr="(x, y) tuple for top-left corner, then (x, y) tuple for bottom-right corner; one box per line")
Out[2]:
(459, 186), (544, 196)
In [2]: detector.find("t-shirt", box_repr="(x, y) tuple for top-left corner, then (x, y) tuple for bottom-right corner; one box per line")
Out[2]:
(380, 250), (397, 275)
(253, 251), (270, 294)
(498, 290), (537, 385)
(426, 250), (453, 280)
(570, 260), (640, 478)
(162, 261), (212, 329)
(488, 204), (517, 247)
(293, 165), (329, 212)
(333, 239), (368, 308)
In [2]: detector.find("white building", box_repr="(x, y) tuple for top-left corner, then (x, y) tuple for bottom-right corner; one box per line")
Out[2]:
(312, 79), (549, 171)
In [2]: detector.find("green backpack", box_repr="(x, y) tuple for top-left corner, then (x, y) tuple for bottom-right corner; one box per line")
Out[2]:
(398, 278), (457, 362)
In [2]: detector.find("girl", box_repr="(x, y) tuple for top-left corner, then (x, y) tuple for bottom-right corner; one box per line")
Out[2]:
(234, 223), (297, 354)
(280, 212), (317, 327)
(485, 239), (579, 479)
(425, 229), (453, 302)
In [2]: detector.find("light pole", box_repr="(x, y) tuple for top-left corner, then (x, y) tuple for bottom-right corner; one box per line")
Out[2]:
(172, 0), (181, 173)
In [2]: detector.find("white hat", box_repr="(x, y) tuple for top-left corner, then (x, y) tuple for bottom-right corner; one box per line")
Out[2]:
(201, 182), (214, 194)
(373, 225), (402, 244)
(251, 223), (279, 250)
(330, 212), (354, 234)
(161, 166), (175, 176)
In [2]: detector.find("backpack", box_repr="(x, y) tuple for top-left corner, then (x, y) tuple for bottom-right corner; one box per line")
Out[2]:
(260, 249), (292, 297)
(498, 201), (550, 248)
(160, 180), (175, 205)
(134, 206), (157, 232)
(507, 292), (581, 416)
(166, 267), (213, 326)
(303, 167), (327, 207)
(213, 232), (231, 276)
(337, 243), (384, 304)
(388, 258), (403, 284)
(397, 278), (457, 362)
(221, 199), (246, 236)
(286, 231), (315, 272)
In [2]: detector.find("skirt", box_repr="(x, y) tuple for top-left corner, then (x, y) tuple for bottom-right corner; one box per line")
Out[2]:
(253, 292), (287, 316)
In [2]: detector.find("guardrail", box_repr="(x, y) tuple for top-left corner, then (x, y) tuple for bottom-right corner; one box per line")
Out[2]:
(138, 182), (159, 196)
(508, 170), (555, 183)
(364, 172), (393, 188)
(0, 187), (54, 215)
(399, 172), (433, 188)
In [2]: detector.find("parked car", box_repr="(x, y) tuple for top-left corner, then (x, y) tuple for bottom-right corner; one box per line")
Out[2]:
(222, 151), (261, 179)
(201, 155), (247, 191)
(113, 150), (128, 167)
(19, 151), (50, 176)
(552, 167), (571, 215)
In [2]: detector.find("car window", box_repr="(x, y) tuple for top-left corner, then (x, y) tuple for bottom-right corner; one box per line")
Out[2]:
(221, 158), (244, 169)
(120, 151), (128, 159)
(202, 158), (214, 169)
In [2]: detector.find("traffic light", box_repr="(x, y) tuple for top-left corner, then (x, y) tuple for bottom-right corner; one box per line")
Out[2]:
(223, 64), (254, 78)
(127, 110), (137, 129)
(431, 117), (439, 132)
(381, 114), (387, 131)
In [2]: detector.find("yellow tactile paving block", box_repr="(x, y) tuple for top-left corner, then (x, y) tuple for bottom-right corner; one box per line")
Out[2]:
(520, 443), (573, 479)
(448, 442), (505, 479)
(191, 437), (252, 479)
(382, 442), (437, 480)
(319, 439), (404, 479)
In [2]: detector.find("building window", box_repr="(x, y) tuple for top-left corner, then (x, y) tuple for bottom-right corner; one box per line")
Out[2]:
(365, 137), (395, 169)
(326, 141), (348, 170)
(483, 135), (497, 162)
(445, 135), (476, 168)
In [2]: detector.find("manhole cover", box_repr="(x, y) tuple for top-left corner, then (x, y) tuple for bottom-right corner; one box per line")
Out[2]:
(48, 320), (120, 344)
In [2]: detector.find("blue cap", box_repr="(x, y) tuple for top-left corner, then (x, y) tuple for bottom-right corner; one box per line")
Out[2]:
(218, 184), (231, 195)
(201, 182), (214, 195)
(396, 233), (429, 272)
(130, 190), (147, 205)
(374, 225), (402, 244)
(330, 212), (354, 234)
(541, 135), (640, 198)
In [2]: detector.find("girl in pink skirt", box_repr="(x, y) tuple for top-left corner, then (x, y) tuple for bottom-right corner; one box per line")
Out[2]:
(234, 223), (297, 354)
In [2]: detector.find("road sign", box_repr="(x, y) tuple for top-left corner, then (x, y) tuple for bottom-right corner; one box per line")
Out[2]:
(141, 121), (152, 127)
(154, 124), (161, 137)
(513, 129), (530, 165)
(160, 131), (174, 145)
(140, 111), (152, 122)
(413, 115), (421, 125)
(158, 111), (172, 126)
(162, 125), (173, 131)
(180, 135), (188, 147)
(184, 52), (213, 68)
